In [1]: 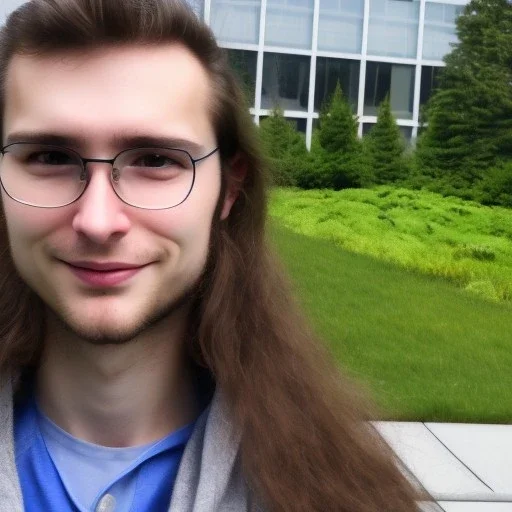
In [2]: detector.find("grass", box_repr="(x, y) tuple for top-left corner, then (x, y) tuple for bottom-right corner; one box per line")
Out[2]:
(270, 187), (512, 303)
(268, 219), (512, 423)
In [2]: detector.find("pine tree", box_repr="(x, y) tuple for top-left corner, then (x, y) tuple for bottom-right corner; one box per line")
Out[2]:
(318, 82), (359, 154)
(365, 96), (408, 184)
(315, 82), (368, 189)
(417, 0), (512, 190)
(259, 108), (307, 186)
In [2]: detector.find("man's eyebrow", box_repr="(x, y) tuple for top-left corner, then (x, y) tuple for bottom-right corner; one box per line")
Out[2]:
(112, 135), (207, 154)
(5, 132), (77, 147)
(4, 132), (208, 154)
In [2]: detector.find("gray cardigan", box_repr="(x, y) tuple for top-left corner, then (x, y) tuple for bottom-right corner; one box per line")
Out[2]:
(0, 376), (261, 511)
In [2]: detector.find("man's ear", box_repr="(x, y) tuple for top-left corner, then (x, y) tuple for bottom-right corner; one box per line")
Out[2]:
(220, 153), (247, 220)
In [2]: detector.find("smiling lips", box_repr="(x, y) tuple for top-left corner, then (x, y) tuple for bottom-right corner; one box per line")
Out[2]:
(65, 260), (148, 287)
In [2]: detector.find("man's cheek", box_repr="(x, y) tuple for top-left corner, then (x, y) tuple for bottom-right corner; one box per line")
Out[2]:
(4, 202), (62, 240)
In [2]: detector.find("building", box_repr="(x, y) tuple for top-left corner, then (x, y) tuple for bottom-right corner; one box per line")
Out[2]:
(203, 0), (467, 147)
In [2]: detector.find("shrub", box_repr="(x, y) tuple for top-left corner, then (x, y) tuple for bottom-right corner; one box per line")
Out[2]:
(313, 82), (370, 189)
(364, 97), (409, 185)
(259, 108), (308, 186)
(476, 162), (512, 207)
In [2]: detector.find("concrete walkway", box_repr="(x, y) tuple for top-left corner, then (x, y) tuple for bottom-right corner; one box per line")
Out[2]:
(374, 422), (512, 511)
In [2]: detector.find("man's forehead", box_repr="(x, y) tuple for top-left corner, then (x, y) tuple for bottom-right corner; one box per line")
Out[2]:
(4, 43), (216, 150)
(7, 42), (207, 76)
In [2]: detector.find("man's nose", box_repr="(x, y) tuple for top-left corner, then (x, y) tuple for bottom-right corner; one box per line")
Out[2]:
(71, 165), (131, 244)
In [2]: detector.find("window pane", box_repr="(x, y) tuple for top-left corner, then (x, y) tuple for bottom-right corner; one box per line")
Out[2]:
(364, 123), (412, 142)
(420, 65), (441, 106)
(314, 57), (360, 112)
(265, 0), (314, 49)
(364, 62), (415, 119)
(399, 126), (412, 142)
(287, 117), (308, 133)
(261, 116), (308, 133)
(423, 3), (461, 60)
(318, 0), (364, 53)
(211, 0), (261, 44)
(228, 50), (258, 107)
(367, 0), (420, 58)
(362, 123), (374, 136)
(261, 53), (310, 111)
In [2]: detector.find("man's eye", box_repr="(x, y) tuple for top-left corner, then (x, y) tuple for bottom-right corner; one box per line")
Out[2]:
(135, 154), (180, 168)
(27, 151), (74, 165)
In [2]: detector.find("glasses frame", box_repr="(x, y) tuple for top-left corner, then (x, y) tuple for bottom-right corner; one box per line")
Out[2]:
(0, 142), (219, 210)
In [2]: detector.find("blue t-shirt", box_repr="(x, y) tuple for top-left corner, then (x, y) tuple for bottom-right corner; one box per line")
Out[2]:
(14, 395), (195, 512)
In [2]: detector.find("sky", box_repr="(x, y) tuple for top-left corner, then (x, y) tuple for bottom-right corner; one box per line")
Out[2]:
(1, 0), (26, 22)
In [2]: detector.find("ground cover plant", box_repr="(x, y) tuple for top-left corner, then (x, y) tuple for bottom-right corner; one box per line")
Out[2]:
(270, 186), (512, 303)
(269, 223), (512, 422)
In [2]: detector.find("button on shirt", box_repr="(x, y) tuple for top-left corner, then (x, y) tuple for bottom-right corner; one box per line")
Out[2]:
(14, 395), (196, 512)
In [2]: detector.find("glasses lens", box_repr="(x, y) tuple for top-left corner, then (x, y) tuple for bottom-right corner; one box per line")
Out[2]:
(0, 143), (86, 207)
(113, 148), (195, 209)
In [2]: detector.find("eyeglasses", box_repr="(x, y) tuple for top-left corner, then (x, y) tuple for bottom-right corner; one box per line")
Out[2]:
(0, 142), (219, 209)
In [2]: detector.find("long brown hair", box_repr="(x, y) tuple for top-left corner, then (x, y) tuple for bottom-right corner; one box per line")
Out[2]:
(0, 1), (426, 510)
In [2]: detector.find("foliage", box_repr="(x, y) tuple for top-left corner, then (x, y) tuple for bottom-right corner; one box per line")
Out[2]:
(318, 82), (359, 154)
(258, 108), (308, 186)
(364, 97), (409, 184)
(417, 0), (512, 189)
(312, 82), (369, 189)
(476, 161), (512, 207)
(270, 186), (512, 303)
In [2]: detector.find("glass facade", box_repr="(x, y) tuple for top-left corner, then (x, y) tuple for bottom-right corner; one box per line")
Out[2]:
(364, 62), (415, 119)
(207, 0), (464, 146)
(367, 0), (420, 58)
(210, 0), (261, 43)
(318, 0), (364, 53)
(420, 65), (441, 106)
(261, 53), (310, 111)
(265, 0), (314, 49)
(314, 58), (360, 112)
(423, 3), (463, 60)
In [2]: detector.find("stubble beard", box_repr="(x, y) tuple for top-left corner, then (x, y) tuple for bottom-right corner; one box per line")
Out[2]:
(47, 277), (202, 346)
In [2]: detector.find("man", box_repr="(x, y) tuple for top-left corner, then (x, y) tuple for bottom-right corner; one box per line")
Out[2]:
(0, 0), (424, 510)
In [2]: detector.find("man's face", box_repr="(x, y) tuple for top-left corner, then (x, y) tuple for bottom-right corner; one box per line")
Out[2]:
(2, 44), (229, 343)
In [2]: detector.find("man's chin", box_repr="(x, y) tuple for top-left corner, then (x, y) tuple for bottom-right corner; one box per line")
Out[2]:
(52, 313), (154, 345)
(64, 323), (147, 346)
(46, 293), (193, 346)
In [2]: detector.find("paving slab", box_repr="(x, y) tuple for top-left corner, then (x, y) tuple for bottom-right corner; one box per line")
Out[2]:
(437, 502), (512, 511)
(375, 422), (493, 499)
(426, 423), (512, 494)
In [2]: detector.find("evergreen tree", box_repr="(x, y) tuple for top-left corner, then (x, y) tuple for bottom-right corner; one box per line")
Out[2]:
(315, 82), (368, 189)
(318, 82), (359, 154)
(417, 0), (512, 190)
(364, 96), (408, 184)
(259, 108), (308, 186)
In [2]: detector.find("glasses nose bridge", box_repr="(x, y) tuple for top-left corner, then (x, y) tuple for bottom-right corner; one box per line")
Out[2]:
(81, 156), (119, 184)
(82, 156), (117, 169)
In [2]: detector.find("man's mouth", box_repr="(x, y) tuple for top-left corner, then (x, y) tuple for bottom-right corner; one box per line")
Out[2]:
(62, 260), (149, 287)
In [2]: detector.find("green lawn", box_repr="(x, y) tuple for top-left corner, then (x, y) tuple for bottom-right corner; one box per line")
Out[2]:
(270, 187), (512, 302)
(269, 221), (512, 423)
